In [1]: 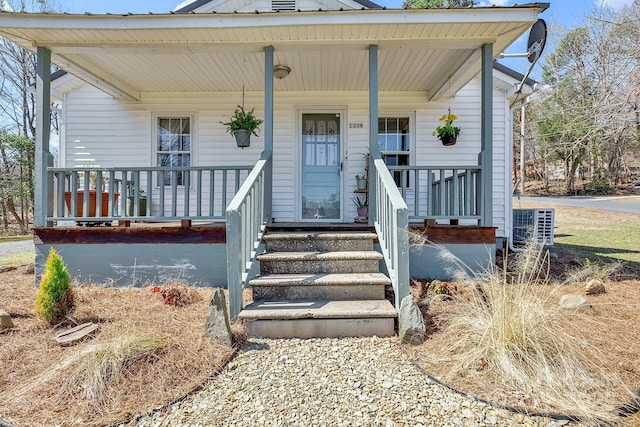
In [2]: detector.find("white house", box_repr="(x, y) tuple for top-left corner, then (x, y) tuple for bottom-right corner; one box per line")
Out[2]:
(0, 0), (544, 336)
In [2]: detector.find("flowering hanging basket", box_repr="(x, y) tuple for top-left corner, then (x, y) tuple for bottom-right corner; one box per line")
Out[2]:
(433, 113), (461, 147)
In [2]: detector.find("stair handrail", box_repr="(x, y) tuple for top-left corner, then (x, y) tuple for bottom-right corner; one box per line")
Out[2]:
(226, 150), (273, 322)
(372, 157), (410, 310)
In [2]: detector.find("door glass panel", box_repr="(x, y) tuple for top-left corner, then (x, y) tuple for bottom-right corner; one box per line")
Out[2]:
(302, 114), (340, 220)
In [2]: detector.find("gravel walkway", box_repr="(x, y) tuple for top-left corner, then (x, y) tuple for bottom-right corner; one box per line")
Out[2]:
(136, 337), (568, 427)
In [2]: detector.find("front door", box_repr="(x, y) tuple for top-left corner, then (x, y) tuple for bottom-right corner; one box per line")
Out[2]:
(301, 113), (341, 220)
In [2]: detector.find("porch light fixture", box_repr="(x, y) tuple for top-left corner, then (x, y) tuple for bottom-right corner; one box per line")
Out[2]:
(273, 64), (291, 79)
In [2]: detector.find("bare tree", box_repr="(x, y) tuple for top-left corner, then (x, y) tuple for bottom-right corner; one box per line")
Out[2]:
(0, 131), (33, 232)
(0, 0), (62, 231)
(530, 4), (640, 194)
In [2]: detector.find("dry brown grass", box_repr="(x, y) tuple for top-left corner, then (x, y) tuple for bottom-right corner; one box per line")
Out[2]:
(0, 268), (236, 427)
(408, 247), (640, 426)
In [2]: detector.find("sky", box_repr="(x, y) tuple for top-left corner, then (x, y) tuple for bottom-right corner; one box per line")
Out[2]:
(25, 0), (638, 79)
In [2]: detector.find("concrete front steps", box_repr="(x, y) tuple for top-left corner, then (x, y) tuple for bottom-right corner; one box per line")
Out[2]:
(238, 230), (397, 338)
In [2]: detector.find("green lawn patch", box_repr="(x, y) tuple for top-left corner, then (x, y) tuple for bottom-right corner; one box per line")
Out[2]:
(0, 234), (32, 243)
(0, 251), (34, 268)
(521, 201), (640, 271)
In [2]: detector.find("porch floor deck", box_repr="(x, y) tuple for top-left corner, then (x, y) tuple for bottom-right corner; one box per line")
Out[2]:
(34, 220), (496, 245)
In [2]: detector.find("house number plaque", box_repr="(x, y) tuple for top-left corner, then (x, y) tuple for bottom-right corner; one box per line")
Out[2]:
(349, 122), (365, 129)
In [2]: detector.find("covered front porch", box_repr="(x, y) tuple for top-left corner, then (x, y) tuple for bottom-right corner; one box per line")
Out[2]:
(39, 154), (492, 319)
(0, 5), (547, 321)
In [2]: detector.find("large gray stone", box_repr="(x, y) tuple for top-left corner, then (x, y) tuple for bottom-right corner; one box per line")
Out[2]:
(585, 279), (606, 296)
(0, 309), (14, 330)
(399, 295), (426, 345)
(205, 289), (232, 346)
(559, 294), (591, 309)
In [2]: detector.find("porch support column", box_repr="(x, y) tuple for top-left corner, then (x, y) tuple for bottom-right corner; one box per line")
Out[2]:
(368, 44), (379, 226)
(264, 46), (274, 154)
(479, 43), (493, 228)
(264, 46), (274, 219)
(35, 47), (53, 227)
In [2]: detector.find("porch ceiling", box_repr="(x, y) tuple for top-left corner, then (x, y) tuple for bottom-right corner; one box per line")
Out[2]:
(0, 5), (547, 102)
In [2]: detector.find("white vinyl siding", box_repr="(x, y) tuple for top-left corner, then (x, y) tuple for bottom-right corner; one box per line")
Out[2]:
(61, 77), (509, 236)
(64, 86), (149, 169)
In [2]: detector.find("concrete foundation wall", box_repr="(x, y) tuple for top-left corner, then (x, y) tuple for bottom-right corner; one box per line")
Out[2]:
(375, 243), (495, 281)
(36, 242), (493, 286)
(35, 243), (233, 287)
(407, 244), (496, 280)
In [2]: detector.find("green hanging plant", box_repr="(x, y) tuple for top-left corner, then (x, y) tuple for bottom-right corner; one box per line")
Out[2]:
(220, 105), (263, 137)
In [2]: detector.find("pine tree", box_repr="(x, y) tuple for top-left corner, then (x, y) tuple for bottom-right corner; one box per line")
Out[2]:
(35, 248), (74, 325)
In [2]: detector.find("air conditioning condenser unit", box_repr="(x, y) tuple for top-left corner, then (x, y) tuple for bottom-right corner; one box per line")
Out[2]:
(512, 208), (555, 247)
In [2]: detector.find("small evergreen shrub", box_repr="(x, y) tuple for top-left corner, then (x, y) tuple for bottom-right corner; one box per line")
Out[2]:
(36, 248), (74, 325)
(581, 167), (612, 195)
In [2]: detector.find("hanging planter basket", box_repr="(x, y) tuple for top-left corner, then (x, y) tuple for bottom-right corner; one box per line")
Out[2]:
(220, 86), (263, 149)
(433, 111), (461, 148)
(441, 135), (457, 146)
(233, 129), (251, 148)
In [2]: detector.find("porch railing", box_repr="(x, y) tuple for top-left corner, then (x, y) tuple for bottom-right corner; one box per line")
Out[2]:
(387, 165), (482, 223)
(372, 158), (409, 310)
(48, 165), (253, 223)
(226, 151), (273, 322)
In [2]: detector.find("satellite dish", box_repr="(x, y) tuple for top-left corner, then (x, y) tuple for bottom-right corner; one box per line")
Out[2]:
(527, 19), (547, 64)
(499, 18), (548, 105)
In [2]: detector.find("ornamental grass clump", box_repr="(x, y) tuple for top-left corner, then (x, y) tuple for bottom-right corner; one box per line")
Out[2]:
(35, 248), (74, 325)
(62, 334), (167, 405)
(429, 243), (633, 424)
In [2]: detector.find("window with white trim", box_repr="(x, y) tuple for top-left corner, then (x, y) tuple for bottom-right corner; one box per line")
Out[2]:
(157, 116), (191, 185)
(378, 117), (410, 187)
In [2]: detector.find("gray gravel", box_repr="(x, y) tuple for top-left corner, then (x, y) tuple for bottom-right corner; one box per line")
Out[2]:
(136, 337), (568, 427)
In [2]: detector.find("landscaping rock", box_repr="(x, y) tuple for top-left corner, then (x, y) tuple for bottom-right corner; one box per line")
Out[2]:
(205, 289), (232, 346)
(559, 294), (591, 309)
(55, 322), (99, 346)
(585, 278), (606, 295)
(399, 295), (425, 345)
(24, 263), (35, 274)
(0, 309), (14, 330)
